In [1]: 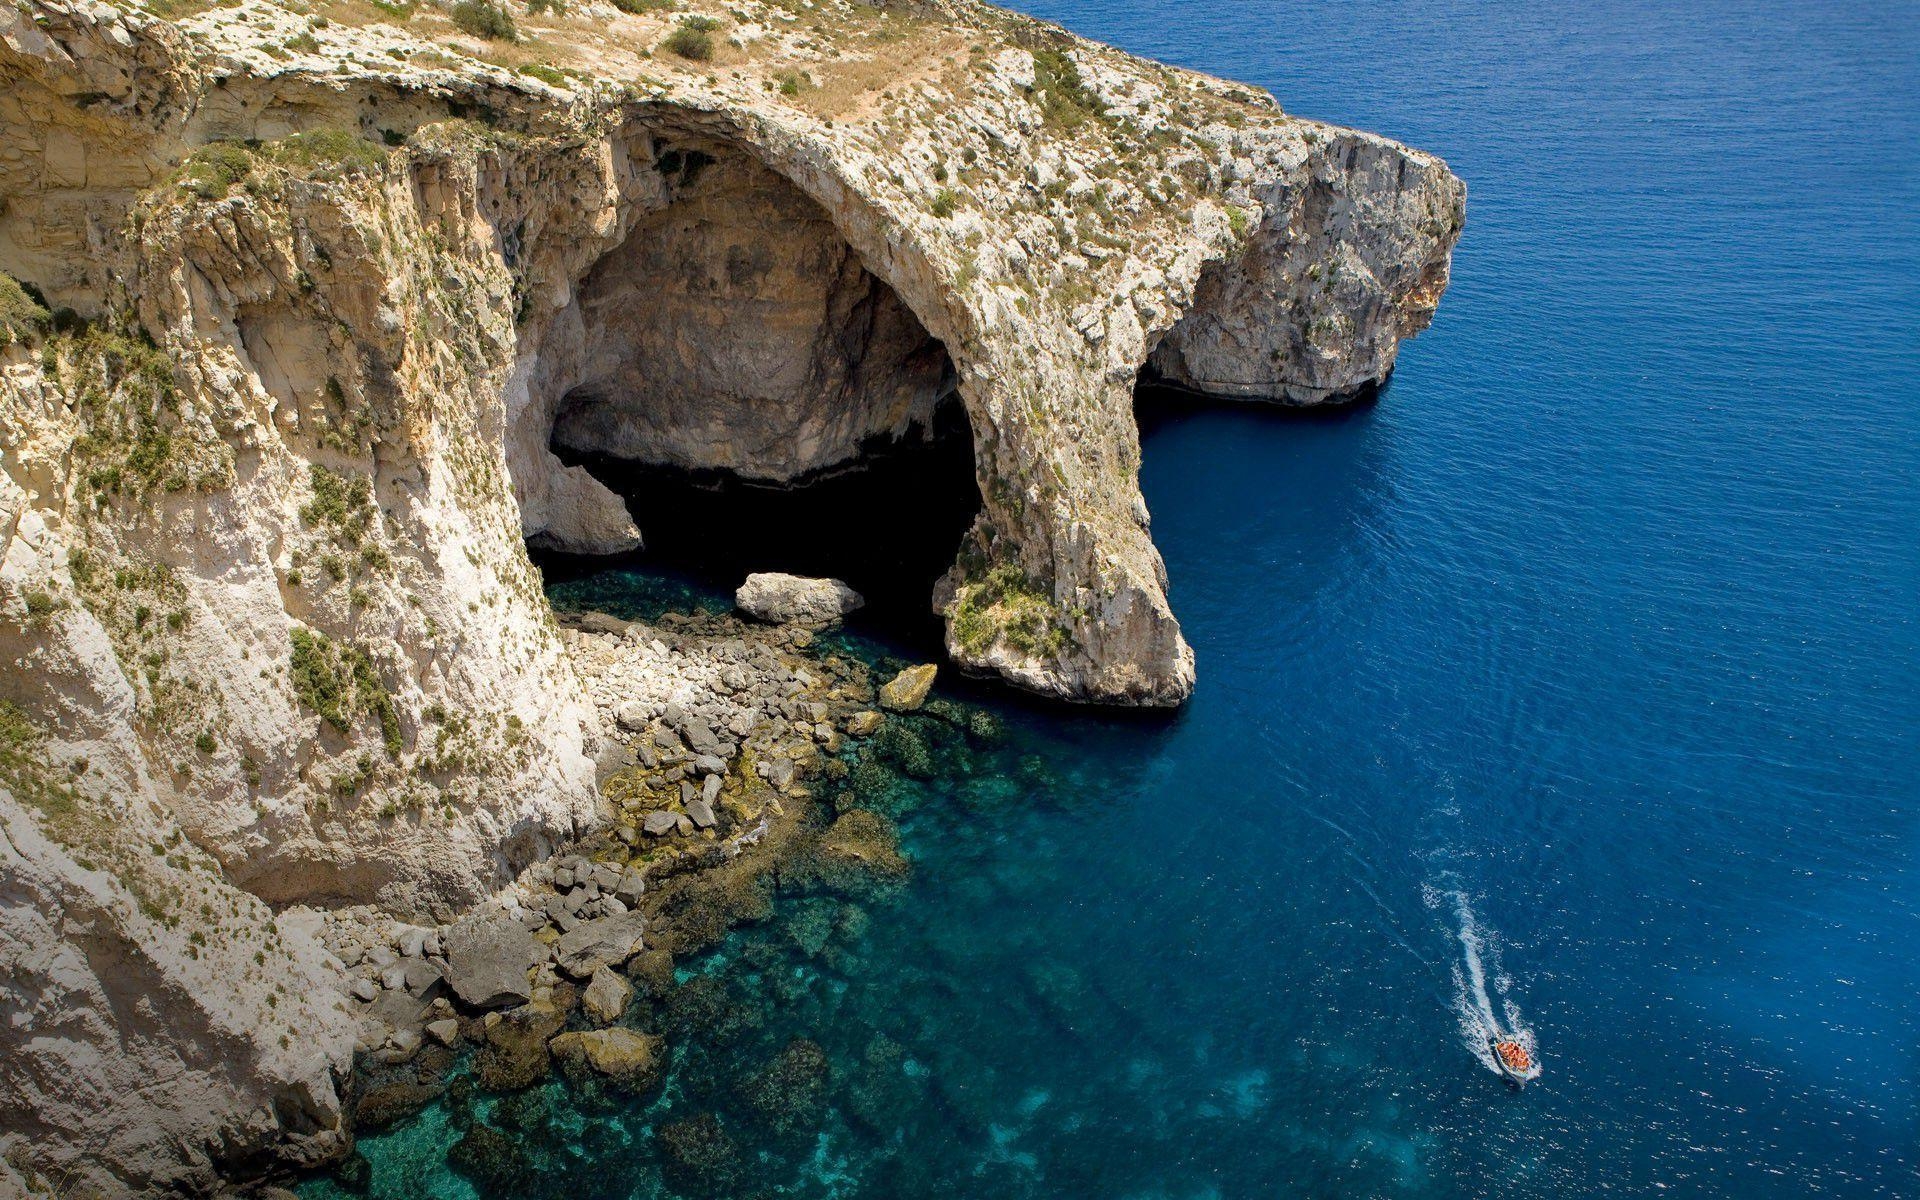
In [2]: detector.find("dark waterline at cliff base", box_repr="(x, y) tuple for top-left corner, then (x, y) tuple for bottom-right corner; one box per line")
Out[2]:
(544, 401), (980, 655)
(308, 0), (1919, 1196)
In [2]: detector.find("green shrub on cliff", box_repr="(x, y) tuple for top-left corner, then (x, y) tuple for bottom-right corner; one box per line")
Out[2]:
(663, 17), (716, 60)
(949, 562), (1068, 659)
(288, 628), (403, 756)
(1029, 46), (1105, 133)
(300, 464), (375, 549)
(452, 0), (517, 41)
(0, 702), (81, 831)
(266, 129), (388, 175)
(61, 328), (234, 498)
(175, 131), (385, 200)
(177, 143), (255, 199)
(0, 274), (51, 345)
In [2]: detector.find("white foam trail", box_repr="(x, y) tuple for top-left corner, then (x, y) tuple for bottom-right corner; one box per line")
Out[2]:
(1427, 884), (1533, 1075)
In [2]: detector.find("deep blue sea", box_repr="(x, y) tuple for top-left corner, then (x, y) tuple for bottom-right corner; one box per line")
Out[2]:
(310, 2), (1919, 1196)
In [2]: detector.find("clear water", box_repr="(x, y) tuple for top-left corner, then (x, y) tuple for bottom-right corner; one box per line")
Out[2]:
(307, 2), (1920, 1196)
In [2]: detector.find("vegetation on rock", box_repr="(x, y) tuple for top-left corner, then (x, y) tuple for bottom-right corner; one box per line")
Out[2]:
(664, 16), (718, 60)
(451, 0), (517, 41)
(288, 627), (404, 756)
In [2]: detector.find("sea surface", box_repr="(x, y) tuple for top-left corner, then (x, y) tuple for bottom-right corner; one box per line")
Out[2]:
(307, 1), (1919, 1196)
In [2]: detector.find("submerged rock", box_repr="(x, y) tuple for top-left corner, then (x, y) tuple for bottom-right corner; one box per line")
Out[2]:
(878, 664), (939, 712)
(474, 1001), (567, 1092)
(738, 1038), (832, 1138)
(549, 1028), (664, 1094)
(449, 1122), (539, 1200)
(786, 811), (911, 898)
(656, 1113), (746, 1199)
(736, 573), (865, 627)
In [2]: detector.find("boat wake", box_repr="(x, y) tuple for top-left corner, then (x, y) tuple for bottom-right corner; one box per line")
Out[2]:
(1426, 883), (1535, 1077)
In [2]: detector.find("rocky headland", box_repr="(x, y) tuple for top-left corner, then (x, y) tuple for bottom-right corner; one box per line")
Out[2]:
(0, 0), (1461, 1192)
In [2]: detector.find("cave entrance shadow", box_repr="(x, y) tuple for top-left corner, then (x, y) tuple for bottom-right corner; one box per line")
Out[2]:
(536, 400), (981, 656)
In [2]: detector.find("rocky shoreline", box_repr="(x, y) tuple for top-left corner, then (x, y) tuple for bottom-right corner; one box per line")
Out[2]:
(0, 0), (1460, 1187)
(301, 579), (952, 1191)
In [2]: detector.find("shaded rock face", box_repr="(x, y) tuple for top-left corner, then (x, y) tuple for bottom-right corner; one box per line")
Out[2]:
(1146, 135), (1464, 403)
(546, 145), (956, 484)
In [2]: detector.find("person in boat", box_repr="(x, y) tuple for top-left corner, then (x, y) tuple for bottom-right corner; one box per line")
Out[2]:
(1495, 1039), (1532, 1071)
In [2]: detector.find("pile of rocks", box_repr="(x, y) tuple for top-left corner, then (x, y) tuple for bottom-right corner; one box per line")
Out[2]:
(324, 593), (943, 1129)
(539, 855), (646, 927)
(561, 600), (903, 850)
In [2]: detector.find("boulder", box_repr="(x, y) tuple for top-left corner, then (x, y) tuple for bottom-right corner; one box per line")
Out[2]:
(475, 1001), (566, 1090)
(443, 915), (540, 1010)
(878, 664), (937, 712)
(425, 1018), (461, 1048)
(643, 811), (679, 836)
(686, 797), (716, 829)
(554, 911), (648, 979)
(844, 710), (884, 737)
(735, 573), (864, 626)
(615, 868), (646, 905)
(581, 966), (633, 1024)
(548, 1028), (665, 1093)
(700, 773), (722, 805)
(402, 957), (447, 998)
(762, 757), (796, 790)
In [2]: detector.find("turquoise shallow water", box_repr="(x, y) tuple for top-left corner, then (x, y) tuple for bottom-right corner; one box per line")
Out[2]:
(307, 1), (1919, 1196)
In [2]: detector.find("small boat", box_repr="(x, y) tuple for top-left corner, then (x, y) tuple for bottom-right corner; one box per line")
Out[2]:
(1487, 1034), (1540, 1088)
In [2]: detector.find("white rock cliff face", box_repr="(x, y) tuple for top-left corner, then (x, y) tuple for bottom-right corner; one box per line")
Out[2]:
(0, 0), (1461, 1191)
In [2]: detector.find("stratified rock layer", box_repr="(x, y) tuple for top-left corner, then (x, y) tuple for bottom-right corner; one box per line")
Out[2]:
(0, 0), (1461, 1191)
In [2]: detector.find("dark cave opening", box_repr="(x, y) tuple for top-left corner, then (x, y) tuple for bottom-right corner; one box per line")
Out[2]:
(536, 400), (982, 651)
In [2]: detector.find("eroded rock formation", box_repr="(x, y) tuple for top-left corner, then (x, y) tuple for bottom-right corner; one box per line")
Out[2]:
(0, 0), (1461, 1190)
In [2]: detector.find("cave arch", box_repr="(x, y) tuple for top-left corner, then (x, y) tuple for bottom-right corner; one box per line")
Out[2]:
(521, 131), (980, 634)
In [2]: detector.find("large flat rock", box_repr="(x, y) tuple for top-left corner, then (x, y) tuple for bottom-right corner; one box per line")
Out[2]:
(443, 915), (541, 1010)
(736, 573), (865, 626)
(554, 911), (648, 979)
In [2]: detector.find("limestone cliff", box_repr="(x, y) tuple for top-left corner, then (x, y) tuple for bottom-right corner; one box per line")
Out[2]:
(0, 0), (1461, 1191)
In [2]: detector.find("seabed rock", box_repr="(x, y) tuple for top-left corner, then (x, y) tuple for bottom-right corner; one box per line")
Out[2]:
(549, 1028), (665, 1094)
(878, 664), (939, 712)
(656, 1113), (747, 1199)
